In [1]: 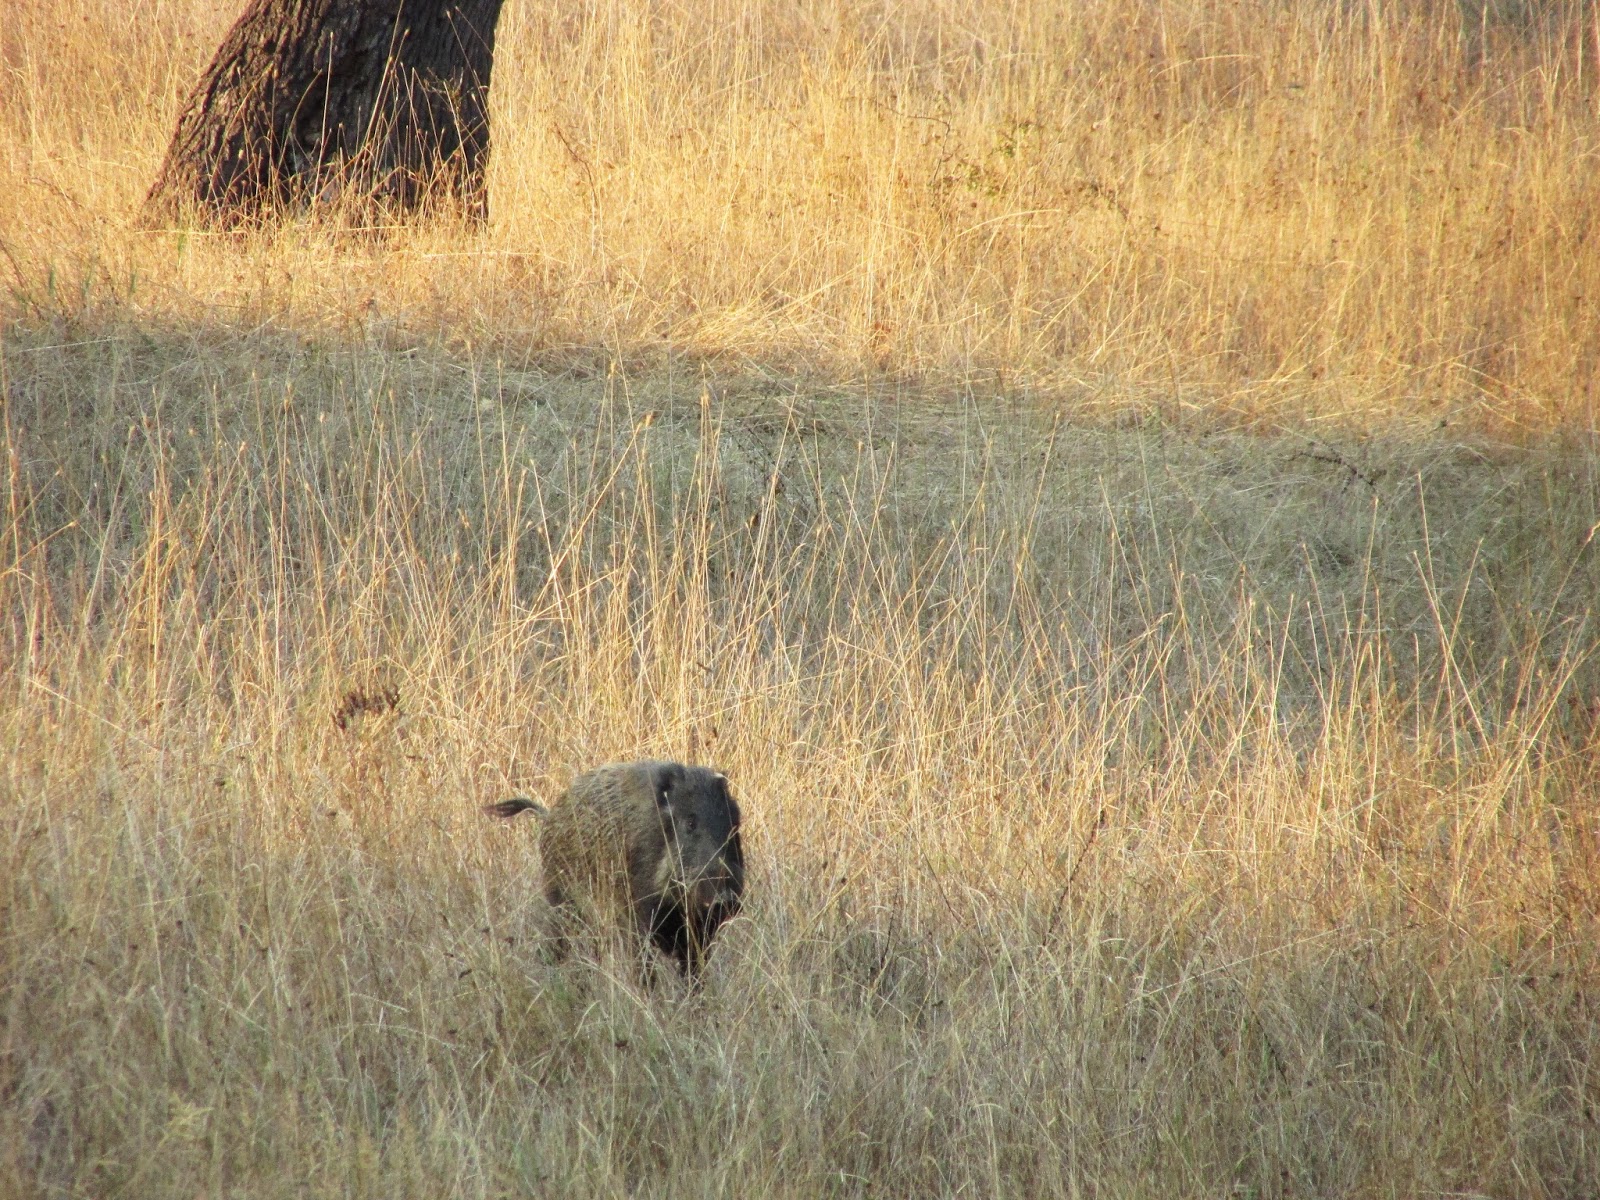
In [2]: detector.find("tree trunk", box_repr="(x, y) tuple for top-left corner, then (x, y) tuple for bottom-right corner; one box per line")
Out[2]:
(146, 0), (504, 226)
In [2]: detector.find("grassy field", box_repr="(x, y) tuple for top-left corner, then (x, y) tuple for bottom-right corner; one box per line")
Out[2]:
(5, 0), (1600, 1196)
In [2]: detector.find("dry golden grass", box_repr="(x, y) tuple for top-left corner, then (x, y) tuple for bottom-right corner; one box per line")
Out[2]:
(5, 0), (1600, 428)
(5, 1), (1600, 1196)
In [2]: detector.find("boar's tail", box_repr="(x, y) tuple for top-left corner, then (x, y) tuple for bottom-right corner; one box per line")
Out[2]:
(483, 797), (548, 820)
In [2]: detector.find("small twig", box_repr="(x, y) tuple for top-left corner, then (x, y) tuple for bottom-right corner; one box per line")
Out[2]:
(1044, 806), (1105, 940)
(1294, 443), (1378, 491)
(550, 121), (600, 235)
(864, 95), (953, 139)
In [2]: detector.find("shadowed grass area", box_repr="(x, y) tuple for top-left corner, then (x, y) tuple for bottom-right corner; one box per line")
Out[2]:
(3, 319), (1599, 1196)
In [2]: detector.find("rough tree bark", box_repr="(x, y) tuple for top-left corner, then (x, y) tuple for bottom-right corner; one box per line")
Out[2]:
(146, 0), (504, 225)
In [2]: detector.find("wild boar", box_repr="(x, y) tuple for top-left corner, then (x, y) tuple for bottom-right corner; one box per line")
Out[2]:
(486, 760), (745, 977)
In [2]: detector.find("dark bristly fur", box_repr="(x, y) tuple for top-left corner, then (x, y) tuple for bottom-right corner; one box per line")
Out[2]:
(485, 761), (745, 978)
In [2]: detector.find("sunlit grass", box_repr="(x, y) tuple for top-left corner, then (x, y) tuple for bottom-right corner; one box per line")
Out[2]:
(4, 0), (1600, 429)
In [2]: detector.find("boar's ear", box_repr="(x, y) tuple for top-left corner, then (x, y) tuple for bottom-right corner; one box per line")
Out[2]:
(653, 763), (679, 808)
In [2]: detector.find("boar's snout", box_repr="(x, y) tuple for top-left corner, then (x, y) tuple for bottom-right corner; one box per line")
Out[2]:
(683, 868), (742, 921)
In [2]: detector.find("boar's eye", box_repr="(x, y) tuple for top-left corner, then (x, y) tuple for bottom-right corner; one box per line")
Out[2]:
(681, 812), (698, 834)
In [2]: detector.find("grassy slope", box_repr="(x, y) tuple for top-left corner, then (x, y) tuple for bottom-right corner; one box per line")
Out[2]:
(5, 1), (1600, 1197)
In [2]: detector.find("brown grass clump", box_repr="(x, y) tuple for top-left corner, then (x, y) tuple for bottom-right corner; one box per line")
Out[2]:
(4, 1), (1600, 1196)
